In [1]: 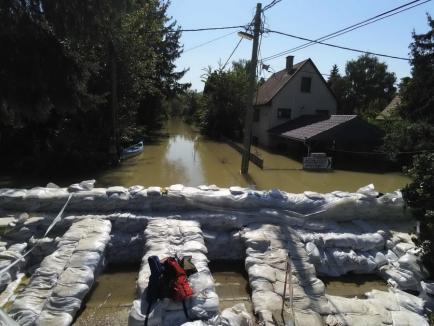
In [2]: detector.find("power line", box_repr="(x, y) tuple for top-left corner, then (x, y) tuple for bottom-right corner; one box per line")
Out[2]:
(183, 31), (236, 53)
(281, 0), (431, 57)
(179, 25), (248, 32)
(266, 29), (410, 61)
(221, 38), (243, 70)
(263, 0), (283, 12)
(262, 0), (430, 61)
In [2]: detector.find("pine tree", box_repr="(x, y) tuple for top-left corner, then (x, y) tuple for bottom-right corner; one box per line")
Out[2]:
(401, 15), (434, 122)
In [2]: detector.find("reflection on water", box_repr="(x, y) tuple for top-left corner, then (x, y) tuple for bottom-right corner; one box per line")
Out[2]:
(0, 119), (410, 193)
(95, 119), (409, 193)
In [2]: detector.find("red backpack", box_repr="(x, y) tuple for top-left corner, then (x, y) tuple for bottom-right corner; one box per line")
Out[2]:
(163, 257), (193, 301)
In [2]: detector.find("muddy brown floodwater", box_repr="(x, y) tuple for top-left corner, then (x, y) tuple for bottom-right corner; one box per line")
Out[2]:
(321, 274), (389, 298)
(94, 119), (409, 193)
(73, 264), (138, 326)
(0, 119), (409, 192)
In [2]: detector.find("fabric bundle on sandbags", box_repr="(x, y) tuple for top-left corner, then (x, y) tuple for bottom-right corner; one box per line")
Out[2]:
(7, 218), (111, 326)
(130, 219), (219, 326)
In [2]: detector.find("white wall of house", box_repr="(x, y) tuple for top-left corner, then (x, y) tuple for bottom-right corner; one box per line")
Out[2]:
(252, 60), (337, 147)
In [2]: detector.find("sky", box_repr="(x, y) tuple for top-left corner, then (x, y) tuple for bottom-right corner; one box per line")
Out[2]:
(167, 0), (433, 91)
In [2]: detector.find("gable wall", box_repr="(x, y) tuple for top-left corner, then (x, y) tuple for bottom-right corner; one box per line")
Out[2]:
(253, 61), (337, 147)
(271, 61), (337, 127)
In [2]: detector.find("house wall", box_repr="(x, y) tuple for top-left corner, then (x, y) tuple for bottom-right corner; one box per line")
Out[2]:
(252, 60), (337, 147)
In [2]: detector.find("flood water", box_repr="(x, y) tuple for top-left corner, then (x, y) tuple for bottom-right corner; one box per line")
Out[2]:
(0, 119), (409, 193)
(73, 264), (138, 326)
(209, 261), (253, 313)
(95, 119), (409, 193)
(322, 274), (389, 298)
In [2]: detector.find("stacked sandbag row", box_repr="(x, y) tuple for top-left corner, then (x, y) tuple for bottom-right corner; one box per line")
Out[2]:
(105, 213), (147, 264)
(130, 218), (219, 326)
(8, 218), (111, 326)
(325, 288), (429, 326)
(0, 183), (407, 221)
(299, 221), (428, 292)
(242, 223), (325, 326)
(0, 242), (28, 292)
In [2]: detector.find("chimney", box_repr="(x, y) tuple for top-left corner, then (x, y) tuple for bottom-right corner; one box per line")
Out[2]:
(286, 55), (294, 72)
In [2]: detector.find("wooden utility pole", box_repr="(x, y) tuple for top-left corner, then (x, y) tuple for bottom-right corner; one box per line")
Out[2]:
(241, 3), (262, 174)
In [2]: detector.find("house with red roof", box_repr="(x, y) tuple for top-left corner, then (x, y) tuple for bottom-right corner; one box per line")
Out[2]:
(252, 56), (383, 157)
(252, 56), (338, 147)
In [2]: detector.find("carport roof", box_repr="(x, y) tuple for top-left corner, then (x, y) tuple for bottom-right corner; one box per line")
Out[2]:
(280, 115), (357, 141)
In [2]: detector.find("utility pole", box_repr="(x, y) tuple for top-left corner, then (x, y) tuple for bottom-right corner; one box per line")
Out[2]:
(241, 3), (262, 174)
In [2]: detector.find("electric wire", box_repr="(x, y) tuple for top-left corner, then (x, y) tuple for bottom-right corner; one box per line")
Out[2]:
(276, 0), (432, 58)
(265, 29), (410, 61)
(221, 38), (243, 70)
(183, 31), (236, 53)
(262, 0), (283, 12)
(262, 0), (430, 61)
(179, 25), (248, 32)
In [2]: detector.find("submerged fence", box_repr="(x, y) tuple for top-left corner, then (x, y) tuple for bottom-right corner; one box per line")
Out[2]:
(222, 137), (264, 169)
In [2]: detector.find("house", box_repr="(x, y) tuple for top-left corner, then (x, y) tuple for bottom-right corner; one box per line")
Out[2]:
(252, 56), (338, 147)
(376, 95), (402, 120)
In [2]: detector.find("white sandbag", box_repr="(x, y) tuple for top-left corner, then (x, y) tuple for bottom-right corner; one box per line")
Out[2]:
(51, 283), (90, 301)
(36, 310), (73, 326)
(421, 281), (434, 295)
(397, 253), (428, 279)
(190, 290), (219, 319)
(306, 242), (320, 264)
(391, 310), (429, 326)
(251, 291), (282, 313)
(68, 251), (102, 270)
(393, 289), (425, 315)
(221, 303), (253, 326)
(45, 296), (82, 315)
(128, 299), (163, 326)
(189, 272), (215, 294)
(247, 265), (277, 283)
(0, 308), (19, 326)
(57, 266), (94, 287)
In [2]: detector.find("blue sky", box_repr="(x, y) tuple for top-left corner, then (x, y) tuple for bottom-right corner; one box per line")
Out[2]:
(167, 0), (433, 90)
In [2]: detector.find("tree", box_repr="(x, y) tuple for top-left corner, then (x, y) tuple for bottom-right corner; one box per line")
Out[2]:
(327, 65), (350, 114)
(198, 60), (250, 139)
(0, 0), (186, 172)
(402, 153), (434, 275)
(381, 17), (434, 162)
(345, 54), (396, 117)
(400, 15), (434, 123)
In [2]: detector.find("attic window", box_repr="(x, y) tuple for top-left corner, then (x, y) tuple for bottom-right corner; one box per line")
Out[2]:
(301, 77), (312, 93)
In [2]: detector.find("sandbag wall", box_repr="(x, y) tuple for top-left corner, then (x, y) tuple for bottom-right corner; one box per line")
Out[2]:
(130, 218), (219, 326)
(0, 183), (409, 221)
(0, 182), (432, 326)
(8, 218), (111, 326)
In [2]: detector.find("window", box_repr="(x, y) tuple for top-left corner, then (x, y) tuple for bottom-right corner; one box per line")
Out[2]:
(277, 108), (291, 119)
(253, 108), (260, 122)
(316, 109), (329, 116)
(301, 77), (312, 93)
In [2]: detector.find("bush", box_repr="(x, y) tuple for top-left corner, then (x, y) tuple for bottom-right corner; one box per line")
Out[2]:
(402, 153), (434, 275)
